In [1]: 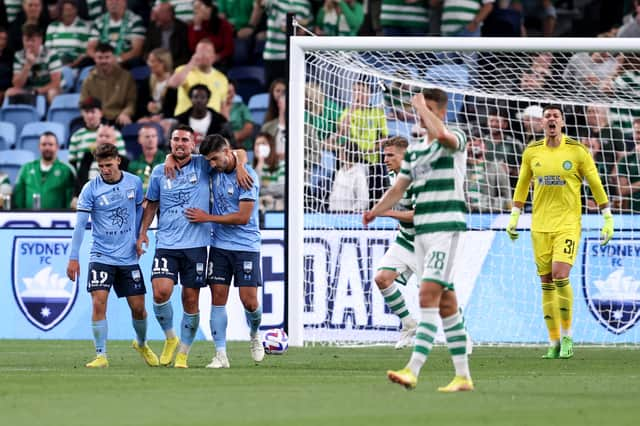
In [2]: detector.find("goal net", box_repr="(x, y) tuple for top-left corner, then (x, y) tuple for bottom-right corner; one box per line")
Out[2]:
(288, 36), (640, 347)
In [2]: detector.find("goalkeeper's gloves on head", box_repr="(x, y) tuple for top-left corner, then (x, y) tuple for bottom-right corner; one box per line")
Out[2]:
(506, 207), (520, 241)
(601, 207), (614, 246)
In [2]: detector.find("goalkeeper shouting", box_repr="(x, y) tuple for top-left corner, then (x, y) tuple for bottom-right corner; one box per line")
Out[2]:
(506, 104), (614, 359)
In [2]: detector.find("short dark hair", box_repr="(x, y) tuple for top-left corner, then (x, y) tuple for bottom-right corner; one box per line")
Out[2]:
(383, 136), (408, 150)
(172, 123), (194, 136)
(22, 24), (43, 38)
(189, 83), (211, 99)
(543, 103), (564, 116)
(422, 88), (448, 109)
(95, 42), (115, 54)
(94, 143), (119, 161)
(40, 131), (58, 144)
(199, 134), (230, 155)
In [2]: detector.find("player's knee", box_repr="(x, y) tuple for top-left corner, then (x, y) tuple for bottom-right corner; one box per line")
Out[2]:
(153, 289), (171, 303)
(130, 305), (145, 319)
(241, 298), (259, 312)
(374, 271), (392, 289)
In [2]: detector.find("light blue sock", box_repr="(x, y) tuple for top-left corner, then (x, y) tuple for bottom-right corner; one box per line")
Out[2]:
(92, 319), (108, 356)
(244, 306), (262, 337)
(180, 312), (200, 347)
(211, 305), (228, 352)
(132, 318), (147, 346)
(153, 301), (174, 332)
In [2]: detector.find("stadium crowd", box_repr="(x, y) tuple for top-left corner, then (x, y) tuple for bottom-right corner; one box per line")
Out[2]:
(0, 0), (639, 215)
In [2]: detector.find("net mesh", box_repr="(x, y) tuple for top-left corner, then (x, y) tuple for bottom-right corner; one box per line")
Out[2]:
(299, 44), (640, 345)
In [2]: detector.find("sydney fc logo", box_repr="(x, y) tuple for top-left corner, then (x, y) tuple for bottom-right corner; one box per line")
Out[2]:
(12, 236), (78, 331)
(582, 238), (640, 334)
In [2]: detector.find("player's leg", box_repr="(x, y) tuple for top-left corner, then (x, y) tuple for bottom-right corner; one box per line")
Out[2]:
(551, 230), (579, 359)
(85, 262), (112, 368)
(532, 232), (561, 358)
(206, 247), (232, 368)
(174, 247), (207, 368)
(375, 243), (418, 349)
(235, 250), (264, 363)
(151, 249), (179, 365)
(438, 290), (473, 392)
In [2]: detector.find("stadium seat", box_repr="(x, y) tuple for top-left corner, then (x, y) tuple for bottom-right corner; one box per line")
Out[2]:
(228, 66), (266, 103)
(233, 37), (252, 66)
(18, 122), (67, 155)
(75, 65), (94, 92)
(130, 65), (151, 81)
(46, 93), (81, 138)
(120, 122), (165, 159)
(233, 94), (243, 104)
(2, 94), (46, 118)
(0, 105), (40, 138)
(0, 149), (35, 183)
(424, 64), (470, 123)
(0, 121), (17, 150)
(248, 93), (269, 125)
(57, 148), (69, 163)
(60, 66), (75, 93)
(386, 119), (415, 140)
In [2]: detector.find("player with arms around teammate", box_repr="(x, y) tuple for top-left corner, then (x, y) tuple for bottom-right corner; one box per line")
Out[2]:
(506, 104), (614, 359)
(185, 134), (264, 368)
(67, 143), (159, 368)
(364, 89), (473, 392)
(136, 124), (211, 369)
(374, 136), (418, 349)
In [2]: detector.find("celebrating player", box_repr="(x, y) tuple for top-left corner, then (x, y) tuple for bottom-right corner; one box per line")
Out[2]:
(364, 89), (473, 392)
(506, 104), (614, 359)
(136, 124), (211, 368)
(184, 134), (264, 368)
(373, 136), (418, 349)
(67, 143), (159, 368)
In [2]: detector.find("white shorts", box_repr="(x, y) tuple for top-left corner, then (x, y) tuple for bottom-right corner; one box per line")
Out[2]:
(414, 231), (461, 290)
(376, 242), (416, 286)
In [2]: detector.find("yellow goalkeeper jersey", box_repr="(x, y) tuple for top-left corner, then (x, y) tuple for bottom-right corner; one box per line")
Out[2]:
(512, 134), (608, 232)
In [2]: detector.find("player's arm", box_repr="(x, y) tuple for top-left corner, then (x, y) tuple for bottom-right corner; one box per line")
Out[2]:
(67, 210), (90, 281)
(185, 200), (254, 225)
(412, 93), (459, 150)
(506, 148), (533, 240)
(363, 177), (410, 226)
(583, 153), (614, 245)
(380, 209), (414, 222)
(137, 200), (159, 256)
(233, 149), (254, 189)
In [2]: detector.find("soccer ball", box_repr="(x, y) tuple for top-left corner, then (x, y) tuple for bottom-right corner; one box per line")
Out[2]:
(262, 328), (288, 355)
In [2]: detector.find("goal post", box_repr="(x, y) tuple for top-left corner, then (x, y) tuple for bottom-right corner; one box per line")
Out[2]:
(288, 36), (640, 347)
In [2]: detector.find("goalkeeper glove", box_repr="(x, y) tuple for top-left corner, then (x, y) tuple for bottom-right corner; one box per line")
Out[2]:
(506, 207), (520, 241)
(601, 207), (614, 246)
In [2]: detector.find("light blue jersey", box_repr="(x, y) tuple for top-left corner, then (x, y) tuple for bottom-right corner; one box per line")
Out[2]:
(146, 156), (211, 249)
(211, 165), (261, 252)
(72, 171), (143, 265)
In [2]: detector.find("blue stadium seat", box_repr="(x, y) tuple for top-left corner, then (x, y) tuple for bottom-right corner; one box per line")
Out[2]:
(18, 122), (67, 155)
(0, 121), (17, 150)
(0, 105), (40, 138)
(130, 65), (151, 81)
(424, 64), (470, 123)
(386, 119), (415, 140)
(233, 37), (252, 66)
(120, 122), (165, 159)
(75, 65), (94, 92)
(228, 66), (266, 103)
(233, 94), (243, 104)
(0, 149), (35, 183)
(57, 148), (69, 164)
(2, 94), (46, 118)
(60, 66), (75, 93)
(248, 93), (269, 125)
(46, 93), (81, 140)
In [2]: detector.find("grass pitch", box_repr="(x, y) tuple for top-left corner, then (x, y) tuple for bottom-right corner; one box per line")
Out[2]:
(1, 340), (638, 426)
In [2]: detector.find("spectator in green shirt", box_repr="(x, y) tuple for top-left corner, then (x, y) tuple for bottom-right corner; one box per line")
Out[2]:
(316, 0), (364, 36)
(12, 131), (76, 210)
(128, 124), (165, 193)
(220, 79), (255, 151)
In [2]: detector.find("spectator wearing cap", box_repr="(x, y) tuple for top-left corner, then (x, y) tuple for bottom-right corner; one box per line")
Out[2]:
(80, 42), (137, 126)
(7, 23), (62, 103)
(44, 0), (91, 68)
(75, 123), (129, 197)
(86, 0), (146, 68)
(68, 96), (126, 169)
(517, 104), (544, 145)
(143, 2), (189, 68)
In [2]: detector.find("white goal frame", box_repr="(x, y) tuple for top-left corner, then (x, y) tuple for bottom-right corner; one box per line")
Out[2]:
(287, 36), (640, 347)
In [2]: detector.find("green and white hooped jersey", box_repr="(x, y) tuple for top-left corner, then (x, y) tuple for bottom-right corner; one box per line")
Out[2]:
(154, 0), (194, 23)
(380, 0), (430, 29)
(264, 0), (312, 61)
(441, 0), (491, 35)
(398, 129), (468, 235)
(389, 171), (416, 252)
